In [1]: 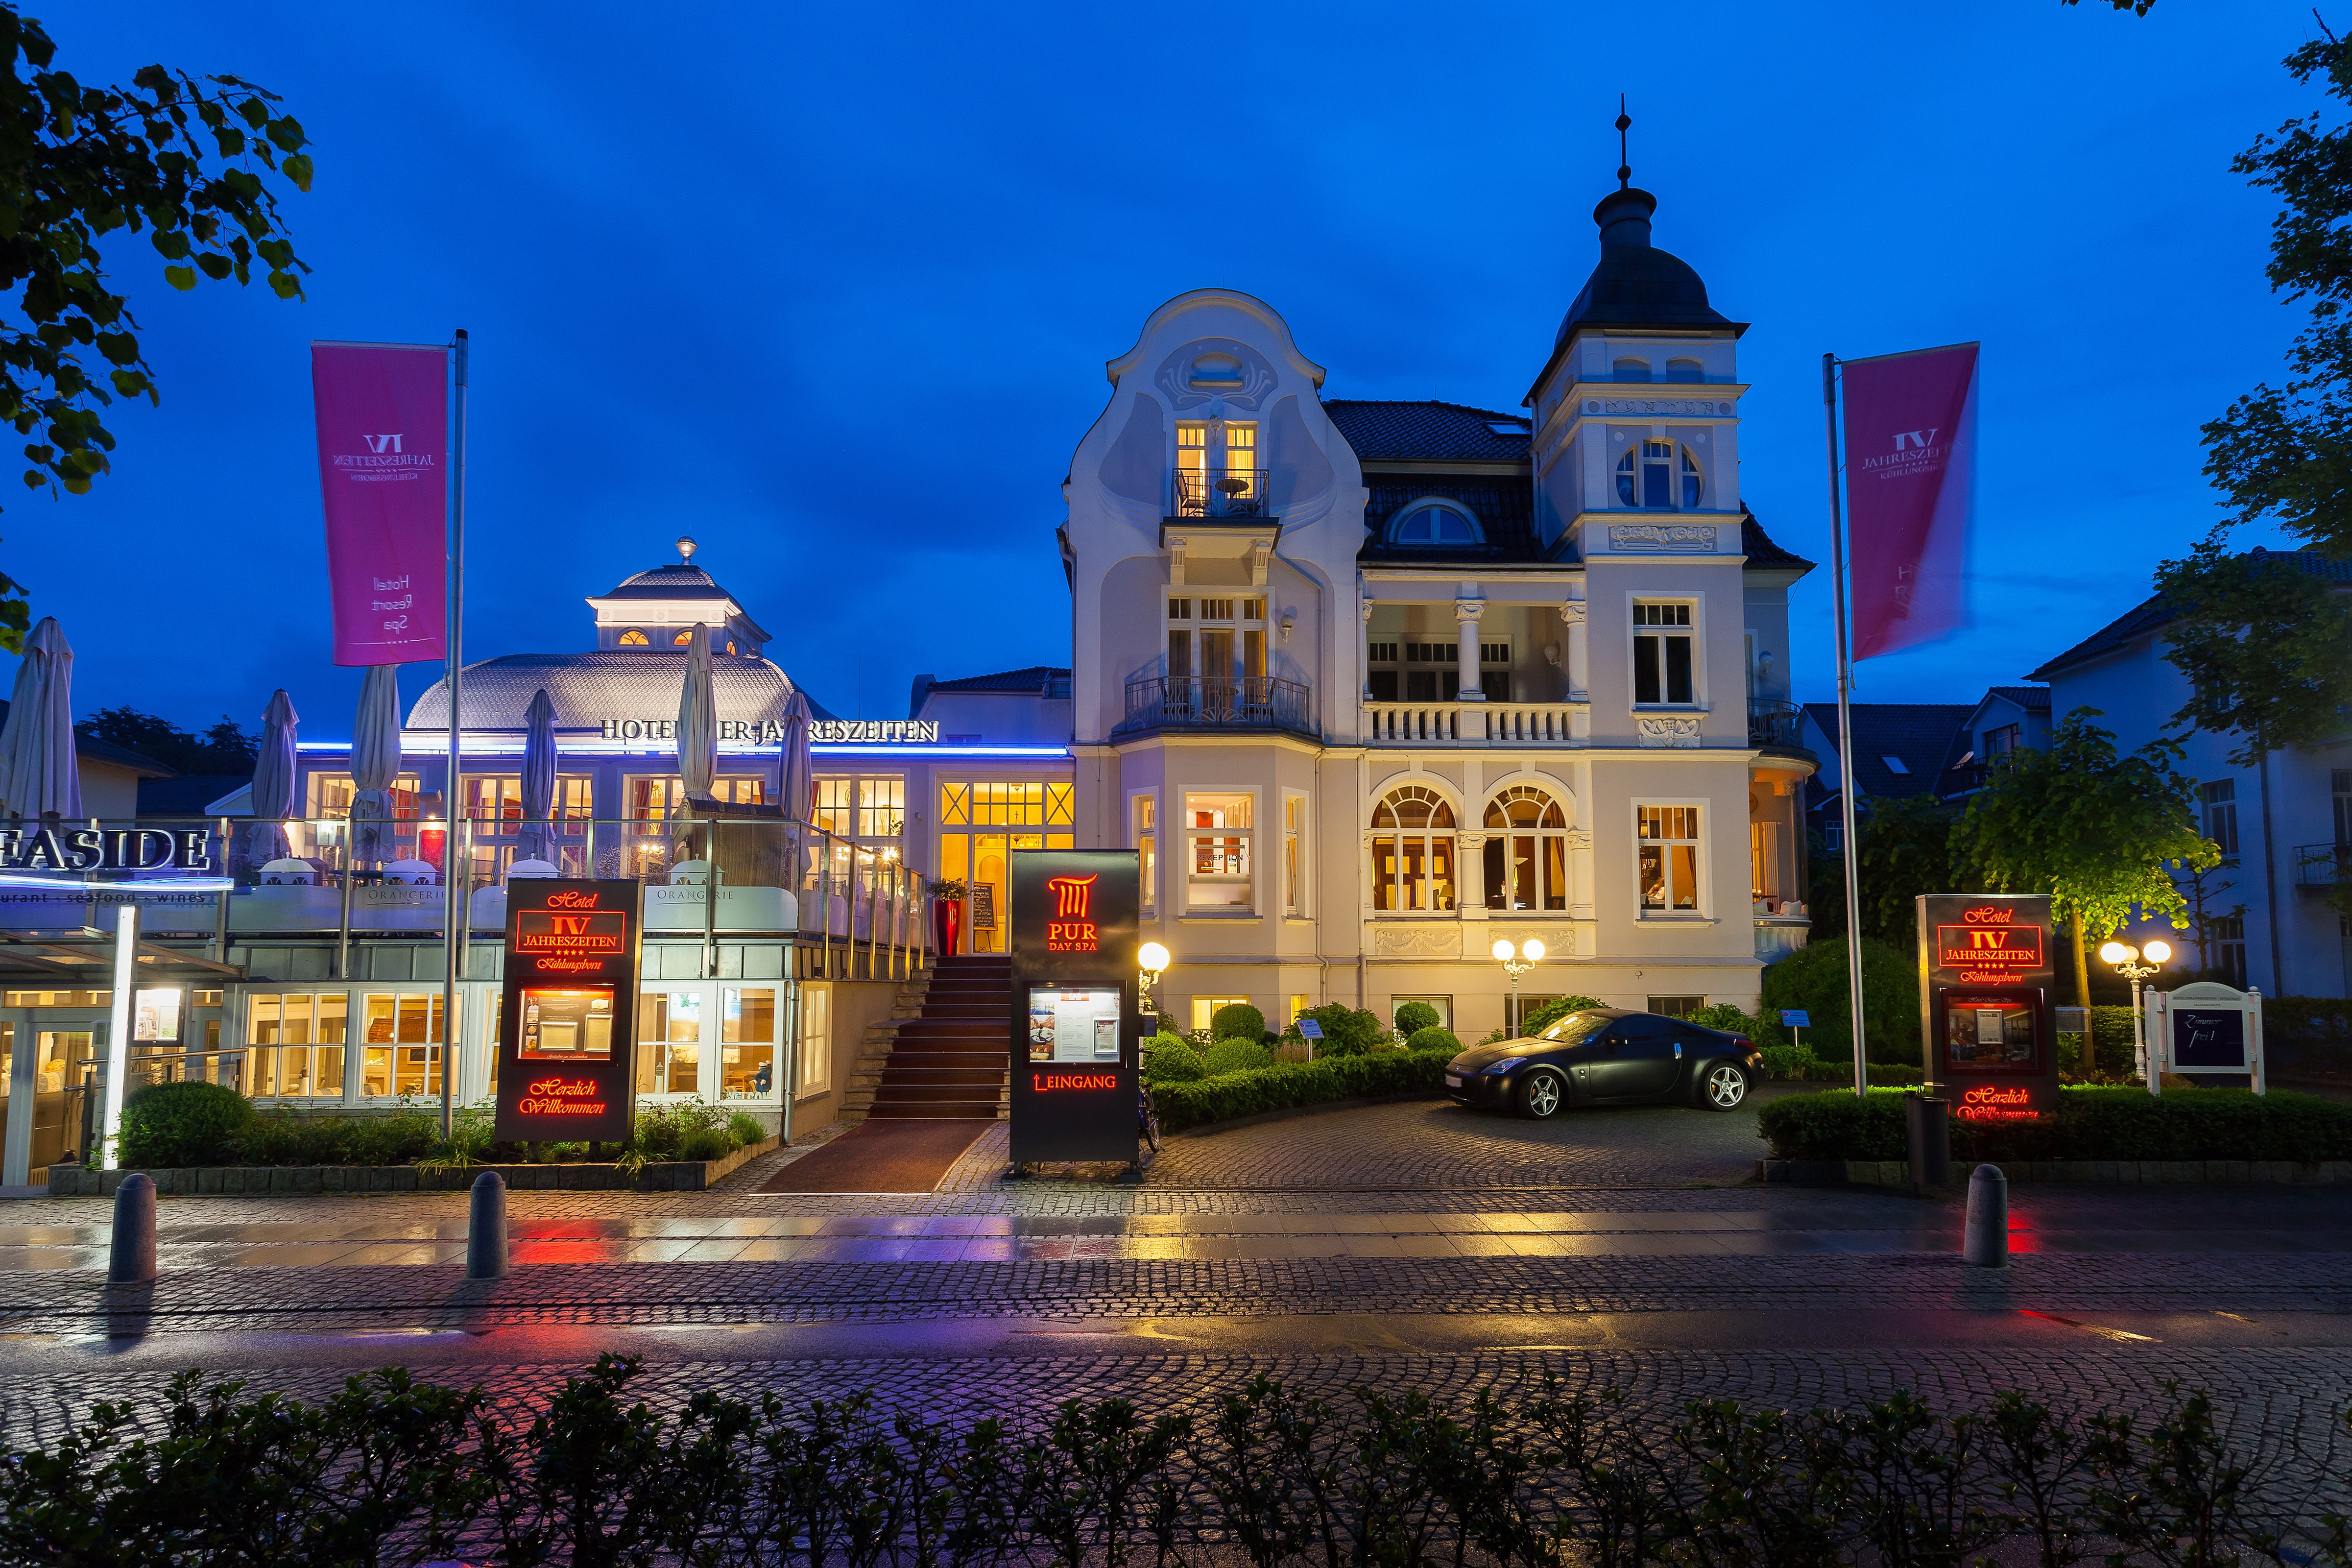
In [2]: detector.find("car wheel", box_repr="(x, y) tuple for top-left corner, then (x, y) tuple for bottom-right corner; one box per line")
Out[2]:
(1519, 1067), (1566, 1119)
(1699, 1061), (1749, 1111)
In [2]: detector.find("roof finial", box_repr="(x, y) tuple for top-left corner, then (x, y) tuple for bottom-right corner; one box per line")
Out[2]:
(1615, 95), (1632, 189)
(676, 534), (697, 563)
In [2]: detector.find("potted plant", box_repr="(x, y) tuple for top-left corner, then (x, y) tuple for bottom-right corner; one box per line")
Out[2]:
(927, 877), (968, 954)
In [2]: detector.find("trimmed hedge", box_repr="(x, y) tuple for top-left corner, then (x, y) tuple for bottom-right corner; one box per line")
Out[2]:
(1200, 1038), (1275, 1076)
(119, 1080), (254, 1168)
(1758, 1085), (2352, 1162)
(1392, 1000), (1442, 1036)
(1143, 1034), (1204, 1084)
(1406, 1025), (1462, 1054)
(1209, 1001), (1267, 1041)
(1286, 1003), (1382, 1056)
(1155, 1047), (1457, 1131)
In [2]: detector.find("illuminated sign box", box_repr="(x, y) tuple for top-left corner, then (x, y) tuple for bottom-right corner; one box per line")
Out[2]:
(495, 879), (642, 1143)
(1917, 893), (2059, 1120)
(1008, 849), (1140, 1167)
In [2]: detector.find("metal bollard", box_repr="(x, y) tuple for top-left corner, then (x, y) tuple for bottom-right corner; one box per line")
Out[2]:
(108, 1172), (157, 1284)
(466, 1171), (508, 1279)
(1962, 1163), (2008, 1268)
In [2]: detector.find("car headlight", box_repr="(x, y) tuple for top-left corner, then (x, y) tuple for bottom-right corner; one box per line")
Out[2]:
(1484, 1057), (1526, 1075)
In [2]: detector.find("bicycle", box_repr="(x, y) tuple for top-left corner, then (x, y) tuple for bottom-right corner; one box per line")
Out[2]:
(1136, 1083), (1161, 1162)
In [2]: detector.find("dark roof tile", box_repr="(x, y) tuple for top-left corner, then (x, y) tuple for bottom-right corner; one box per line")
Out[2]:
(1802, 702), (1974, 802)
(924, 666), (1072, 695)
(2029, 547), (2352, 678)
(1323, 400), (1530, 463)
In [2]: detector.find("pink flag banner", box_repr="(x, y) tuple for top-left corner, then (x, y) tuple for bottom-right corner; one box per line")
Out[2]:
(312, 342), (448, 666)
(1841, 342), (1978, 660)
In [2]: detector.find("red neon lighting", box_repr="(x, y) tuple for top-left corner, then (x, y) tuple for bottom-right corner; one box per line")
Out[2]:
(515, 909), (626, 956)
(546, 890), (602, 909)
(519, 1076), (609, 1116)
(1935, 924), (2044, 969)
(1032, 1071), (1117, 1091)
(1045, 874), (1101, 952)
(1955, 1084), (2041, 1123)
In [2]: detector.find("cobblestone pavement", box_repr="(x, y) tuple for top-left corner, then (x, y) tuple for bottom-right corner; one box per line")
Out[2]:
(4, 1097), (2351, 1500)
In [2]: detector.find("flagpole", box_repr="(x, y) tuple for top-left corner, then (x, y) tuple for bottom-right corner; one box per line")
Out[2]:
(440, 328), (469, 1140)
(1822, 353), (1869, 1100)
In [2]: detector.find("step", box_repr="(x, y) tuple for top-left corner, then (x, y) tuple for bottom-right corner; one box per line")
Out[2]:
(868, 1102), (999, 1120)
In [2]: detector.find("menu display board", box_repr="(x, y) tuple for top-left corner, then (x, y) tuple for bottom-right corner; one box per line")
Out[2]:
(495, 880), (643, 1142)
(1916, 893), (2058, 1121)
(1008, 849), (1140, 1165)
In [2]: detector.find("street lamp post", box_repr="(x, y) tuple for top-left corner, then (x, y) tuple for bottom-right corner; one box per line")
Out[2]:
(1491, 937), (1545, 1036)
(1137, 941), (1170, 1023)
(2097, 938), (2171, 1096)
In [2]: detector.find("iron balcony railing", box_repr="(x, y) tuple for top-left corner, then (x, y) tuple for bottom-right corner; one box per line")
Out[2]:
(1171, 468), (1272, 518)
(2294, 842), (2351, 893)
(1116, 675), (1312, 736)
(1746, 698), (1808, 749)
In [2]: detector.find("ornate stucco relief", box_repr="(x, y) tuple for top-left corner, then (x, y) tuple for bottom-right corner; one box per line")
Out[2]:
(1606, 524), (1718, 554)
(1635, 717), (1703, 748)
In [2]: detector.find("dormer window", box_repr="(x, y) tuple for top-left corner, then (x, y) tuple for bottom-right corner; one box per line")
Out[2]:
(617, 629), (650, 646)
(1387, 502), (1483, 546)
(1616, 440), (1703, 509)
(672, 630), (696, 647)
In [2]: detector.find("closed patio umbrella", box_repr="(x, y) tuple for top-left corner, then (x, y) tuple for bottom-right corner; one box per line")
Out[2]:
(520, 687), (557, 864)
(250, 688), (299, 867)
(0, 617), (79, 819)
(777, 686), (814, 823)
(676, 624), (717, 803)
(350, 664), (402, 866)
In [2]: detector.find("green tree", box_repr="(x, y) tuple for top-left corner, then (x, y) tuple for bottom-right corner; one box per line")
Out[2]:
(2152, 540), (2352, 767)
(1950, 708), (2219, 1070)
(1807, 793), (1965, 954)
(0, 5), (313, 641)
(76, 704), (255, 773)
(1756, 937), (1920, 1069)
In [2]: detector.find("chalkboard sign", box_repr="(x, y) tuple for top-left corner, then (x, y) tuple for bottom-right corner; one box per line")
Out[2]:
(970, 883), (997, 930)
(2172, 1008), (2247, 1069)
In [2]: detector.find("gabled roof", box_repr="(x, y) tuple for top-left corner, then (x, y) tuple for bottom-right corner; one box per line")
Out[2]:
(1742, 510), (1814, 572)
(1802, 702), (1974, 802)
(923, 666), (1072, 695)
(1984, 684), (2050, 712)
(2028, 546), (2352, 679)
(1322, 400), (1531, 464)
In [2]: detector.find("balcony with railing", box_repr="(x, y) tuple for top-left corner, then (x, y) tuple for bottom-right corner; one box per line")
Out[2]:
(2295, 842), (2351, 894)
(1115, 675), (1312, 738)
(1171, 468), (1272, 518)
(1747, 698), (1809, 751)
(1364, 701), (1585, 745)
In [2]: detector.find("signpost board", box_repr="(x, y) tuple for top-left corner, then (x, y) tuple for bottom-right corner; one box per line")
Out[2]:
(2144, 981), (2265, 1094)
(494, 879), (643, 1143)
(1917, 893), (2059, 1124)
(1008, 848), (1140, 1167)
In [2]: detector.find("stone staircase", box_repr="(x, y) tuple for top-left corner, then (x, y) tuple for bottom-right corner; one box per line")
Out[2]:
(840, 954), (1012, 1123)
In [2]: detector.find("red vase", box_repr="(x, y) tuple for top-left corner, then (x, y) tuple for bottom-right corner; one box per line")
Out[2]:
(933, 897), (962, 955)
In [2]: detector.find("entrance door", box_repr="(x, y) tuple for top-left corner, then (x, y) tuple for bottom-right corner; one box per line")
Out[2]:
(38, 1022), (98, 1167)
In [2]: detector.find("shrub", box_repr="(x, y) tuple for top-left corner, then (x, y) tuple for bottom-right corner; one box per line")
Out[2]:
(1153, 1044), (1458, 1131)
(727, 1112), (767, 1148)
(1143, 1036), (1204, 1085)
(1289, 1003), (1382, 1058)
(1209, 1002), (1266, 1041)
(1758, 938), (1920, 1064)
(1273, 1040), (1313, 1064)
(1392, 1001), (1442, 1036)
(222, 1108), (443, 1168)
(1757, 1085), (2352, 1162)
(1201, 1038), (1275, 1076)
(678, 1128), (731, 1161)
(1518, 995), (1608, 1036)
(118, 1080), (253, 1168)
(1758, 1043), (1817, 1080)
(1406, 1025), (1462, 1054)
(1687, 1002), (1759, 1036)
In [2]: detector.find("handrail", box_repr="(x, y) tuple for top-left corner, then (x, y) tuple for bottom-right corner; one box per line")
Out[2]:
(1116, 675), (1312, 736)
(1746, 698), (1807, 749)
(1170, 468), (1272, 518)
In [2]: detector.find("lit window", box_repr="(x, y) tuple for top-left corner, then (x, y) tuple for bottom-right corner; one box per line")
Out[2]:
(857, 777), (904, 839)
(720, 987), (778, 1100)
(1638, 806), (1702, 914)
(1189, 995), (1251, 1033)
(617, 629), (650, 646)
(1633, 603), (1695, 705)
(1482, 786), (1567, 911)
(247, 993), (349, 1099)
(360, 993), (442, 1097)
(815, 778), (854, 837)
(1388, 503), (1483, 546)
(1369, 786), (1456, 912)
(799, 984), (831, 1095)
(1134, 795), (1157, 917)
(1615, 440), (1703, 508)
(634, 989), (703, 1096)
(1284, 794), (1306, 916)
(672, 630), (696, 647)
(1185, 791), (1253, 910)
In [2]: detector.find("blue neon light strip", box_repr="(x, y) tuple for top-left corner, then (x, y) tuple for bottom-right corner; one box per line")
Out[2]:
(0, 874), (235, 892)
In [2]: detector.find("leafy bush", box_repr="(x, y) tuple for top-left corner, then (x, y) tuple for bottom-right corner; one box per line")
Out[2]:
(118, 1080), (253, 1167)
(1201, 1038), (1275, 1076)
(226, 1108), (444, 1167)
(1209, 1001), (1266, 1041)
(629, 1101), (740, 1162)
(1519, 995), (1608, 1036)
(1758, 1044), (1817, 1080)
(1143, 1036), (1204, 1085)
(1287, 1003), (1382, 1058)
(1406, 1025), (1462, 1054)
(1758, 938), (1920, 1064)
(726, 1111), (767, 1147)
(1392, 1000), (1442, 1036)
(1758, 1085), (2352, 1162)
(678, 1128), (731, 1161)
(1273, 1039), (1313, 1064)
(1154, 1047), (1457, 1131)
(1687, 1002), (1759, 1035)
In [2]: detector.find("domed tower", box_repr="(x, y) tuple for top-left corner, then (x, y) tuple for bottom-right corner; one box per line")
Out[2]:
(1523, 107), (1747, 553)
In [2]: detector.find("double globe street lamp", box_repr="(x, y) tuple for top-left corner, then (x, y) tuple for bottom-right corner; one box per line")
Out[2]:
(2097, 937), (2171, 1087)
(1492, 937), (1545, 1037)
(1137, 941), (1171, 1020)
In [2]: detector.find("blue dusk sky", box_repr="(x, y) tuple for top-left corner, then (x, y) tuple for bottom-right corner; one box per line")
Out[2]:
(8, 1), (2330, 740)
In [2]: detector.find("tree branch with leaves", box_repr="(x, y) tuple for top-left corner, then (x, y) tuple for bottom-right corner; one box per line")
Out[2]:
(0, 3), (313, 649)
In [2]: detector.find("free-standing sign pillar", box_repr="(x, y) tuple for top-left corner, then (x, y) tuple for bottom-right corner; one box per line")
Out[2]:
(1917, 893), (2059, 1124)
(1008, 849), (1140, 1166)
(100, 903), (139, 1169)
(494, 879), (643, 1144)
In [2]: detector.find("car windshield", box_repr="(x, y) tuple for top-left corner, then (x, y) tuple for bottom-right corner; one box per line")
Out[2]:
(1536, 1012), (1611, 1045)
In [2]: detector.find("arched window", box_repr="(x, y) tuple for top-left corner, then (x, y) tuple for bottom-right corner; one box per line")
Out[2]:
(1483, 785), (1569, 911)
(672, 629), (696, 647)
(1369, 786), (1456, 912)
(1612, 357), (1652, 384)
(1664, 358), (1704, 383)
(1387, 501), (1483, 546)
(617, 629), (650, 646)
(1615, 440), (1704, 509)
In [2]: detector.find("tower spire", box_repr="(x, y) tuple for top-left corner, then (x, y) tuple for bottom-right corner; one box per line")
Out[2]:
(1615, 95), (1632, 189)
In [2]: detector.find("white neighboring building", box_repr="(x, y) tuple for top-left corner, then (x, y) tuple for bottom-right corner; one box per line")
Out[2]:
(2024, 546), (2352, 999)
(1057, 173), (1819, 1037)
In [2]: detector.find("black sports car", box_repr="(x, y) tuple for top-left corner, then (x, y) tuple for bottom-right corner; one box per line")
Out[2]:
(1443, 1008), (1761, 1117)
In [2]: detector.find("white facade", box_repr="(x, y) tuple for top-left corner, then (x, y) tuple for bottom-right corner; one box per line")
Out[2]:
(1058, 180), (1817, 1037)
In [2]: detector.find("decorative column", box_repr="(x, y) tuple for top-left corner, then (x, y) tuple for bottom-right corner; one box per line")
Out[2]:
(1454, 598), (1486, 702)
(1560, 597), (1588, 701)
(1361, 596), (1376, 702)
